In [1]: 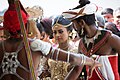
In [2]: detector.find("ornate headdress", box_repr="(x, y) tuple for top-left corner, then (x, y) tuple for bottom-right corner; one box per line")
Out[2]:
(3, 0), (29, 35)
(52, 15), (73, 28)
(62, 1), (98, 20)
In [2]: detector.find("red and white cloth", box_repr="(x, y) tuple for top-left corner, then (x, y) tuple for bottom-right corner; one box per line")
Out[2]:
(89, 54), (119, 80)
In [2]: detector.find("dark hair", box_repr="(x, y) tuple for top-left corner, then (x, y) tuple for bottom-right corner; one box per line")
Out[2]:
(75, 14), (96, 26)
(40, 18), (53, 39)
(8, 0), (14, 4)
(52, 15), (73, 32)
(72, 0), (90, 9)
(105, 22), (120, 36)
(36, 22), (45, 34)
(101, 8), (113, 15)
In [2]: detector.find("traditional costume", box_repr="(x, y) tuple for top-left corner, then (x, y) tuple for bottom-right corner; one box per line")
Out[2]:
(62, 1), (120, 80)
(48, 41), (78, 80)
(0, 1), (31, 80)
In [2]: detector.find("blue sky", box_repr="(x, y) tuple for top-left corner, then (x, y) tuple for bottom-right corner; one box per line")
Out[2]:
(0, 0), (120, 17)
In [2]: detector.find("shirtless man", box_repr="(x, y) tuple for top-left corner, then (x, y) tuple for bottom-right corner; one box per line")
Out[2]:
(62, 0), (120, 80)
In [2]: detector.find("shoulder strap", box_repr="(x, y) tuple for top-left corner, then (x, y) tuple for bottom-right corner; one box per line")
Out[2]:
(16, 41), (23, 53)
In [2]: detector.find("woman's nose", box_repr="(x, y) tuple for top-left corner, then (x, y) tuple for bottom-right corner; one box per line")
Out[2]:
(56, 32), (60, 36)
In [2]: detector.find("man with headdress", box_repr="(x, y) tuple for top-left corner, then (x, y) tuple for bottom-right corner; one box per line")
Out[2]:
(0, 0), (42, 80)
(62, 0), (120, 80)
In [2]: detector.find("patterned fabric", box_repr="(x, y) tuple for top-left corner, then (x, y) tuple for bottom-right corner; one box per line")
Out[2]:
(47, 41), (79, 80)
(80, 30), (110, 57)
(0, 41), (29, 80)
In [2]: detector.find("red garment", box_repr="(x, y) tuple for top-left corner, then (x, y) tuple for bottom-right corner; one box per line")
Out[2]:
(79, 30), (120, 80)
(89, 55), (119, 80)
(3, 2), (29, 35)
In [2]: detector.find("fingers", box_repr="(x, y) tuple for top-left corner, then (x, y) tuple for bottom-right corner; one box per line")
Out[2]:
(88, 66), (94, 78)
(95, 61), (102, 67)
(88, 61), (102, 78)
(89, 65), (95, 78)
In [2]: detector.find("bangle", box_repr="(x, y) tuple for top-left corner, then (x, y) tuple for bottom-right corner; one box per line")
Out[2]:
(83, 55), (86, 65)
(80, 54), (86, 65)
(56, 48), (60, 61)
(80, 54), (84, 65)
(67, 51), (70, 63)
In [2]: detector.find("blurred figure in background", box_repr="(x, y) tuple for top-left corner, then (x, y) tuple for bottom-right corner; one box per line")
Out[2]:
(40, 18), (53, 42)
(105, 22), (120, 37)
(95, 14), (105, 29)
(113, 7), (120, 30)
(101, 8), (114, 23)
(36, 17), (53, 79)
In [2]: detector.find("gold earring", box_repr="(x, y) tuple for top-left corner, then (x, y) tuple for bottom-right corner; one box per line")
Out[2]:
(81, 27), (84, 35)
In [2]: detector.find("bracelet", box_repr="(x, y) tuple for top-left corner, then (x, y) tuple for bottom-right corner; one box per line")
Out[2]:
(80, 54), (84, 65)
(83, 55), (86, 65)
(80, 54), (86, 66)
(56, 48), (60, 61)
(67, 51), (70, 63)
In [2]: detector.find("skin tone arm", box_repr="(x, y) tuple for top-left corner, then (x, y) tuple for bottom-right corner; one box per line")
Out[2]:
(47, 48), (90, 65)
(46, 48), (101, 80)
(46, 48), (102, 69)
(30, 39), (102, 79)
(108, 34), (120, 54)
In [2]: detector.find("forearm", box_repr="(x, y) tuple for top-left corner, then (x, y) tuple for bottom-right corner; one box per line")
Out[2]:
(30, 39), (95, 66)
(48, 48), (95, 66)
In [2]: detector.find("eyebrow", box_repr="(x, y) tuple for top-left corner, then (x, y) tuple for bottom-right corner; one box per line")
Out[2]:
(116, 15), (120, 18)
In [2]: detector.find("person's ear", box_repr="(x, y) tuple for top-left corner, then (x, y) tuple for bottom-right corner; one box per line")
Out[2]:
(80, 19), (89, 29)
(80, 19), (86, 26)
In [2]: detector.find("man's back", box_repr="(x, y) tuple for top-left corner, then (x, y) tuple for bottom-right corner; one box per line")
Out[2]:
(0, 38), (32, 80)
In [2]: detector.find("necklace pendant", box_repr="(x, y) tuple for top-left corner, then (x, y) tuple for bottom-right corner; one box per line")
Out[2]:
(91, 49), (93, 52)
(90, 52), (92, 55)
